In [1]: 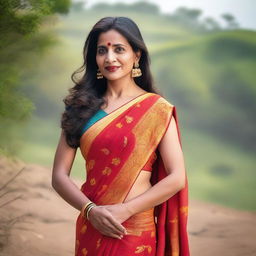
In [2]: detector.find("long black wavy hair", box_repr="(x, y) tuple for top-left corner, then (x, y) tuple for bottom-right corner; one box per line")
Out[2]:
(61, 16), (161, 148)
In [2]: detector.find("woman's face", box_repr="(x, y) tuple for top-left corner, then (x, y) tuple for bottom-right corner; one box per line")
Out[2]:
(96, 29), (141, 81)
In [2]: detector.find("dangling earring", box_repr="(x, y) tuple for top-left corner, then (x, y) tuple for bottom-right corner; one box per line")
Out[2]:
(132, 61), (142, 77)
(97, 68), (103, 79)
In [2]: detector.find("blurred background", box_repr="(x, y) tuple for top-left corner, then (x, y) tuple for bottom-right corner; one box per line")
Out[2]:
(1, 0), (255, 213)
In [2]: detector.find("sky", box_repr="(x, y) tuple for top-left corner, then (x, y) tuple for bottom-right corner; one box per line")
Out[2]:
(80, 0), (256, 30)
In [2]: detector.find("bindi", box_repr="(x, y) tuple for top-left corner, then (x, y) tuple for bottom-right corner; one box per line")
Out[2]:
(107, 42), (111, 46)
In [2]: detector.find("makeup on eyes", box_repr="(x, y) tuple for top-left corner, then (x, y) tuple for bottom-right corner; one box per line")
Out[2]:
(97, 45), (125, 54)
(97, 43), (126, 48)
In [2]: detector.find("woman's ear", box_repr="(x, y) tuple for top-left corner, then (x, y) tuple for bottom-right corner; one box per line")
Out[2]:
(135, 50), (142, 62)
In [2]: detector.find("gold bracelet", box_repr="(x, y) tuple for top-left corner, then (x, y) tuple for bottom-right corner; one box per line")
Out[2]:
(86, 204), (96, 220)
(85, 202), (95, 212)
(81, 201), (93, 218)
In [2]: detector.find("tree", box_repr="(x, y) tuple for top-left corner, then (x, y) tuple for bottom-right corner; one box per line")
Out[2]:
(169, 7), (205, 32)
(172, 7), (203, 21)
(221, 13), (239, 29)
(71, 1), (86, 12)
(0, 0), (71, 155)
(203, 17), (221, 31)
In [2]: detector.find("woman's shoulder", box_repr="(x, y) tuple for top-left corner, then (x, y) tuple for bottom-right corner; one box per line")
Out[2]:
(149, 93), (175, 109)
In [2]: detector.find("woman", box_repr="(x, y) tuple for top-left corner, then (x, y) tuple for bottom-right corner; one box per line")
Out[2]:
(52, 16), (190, 256)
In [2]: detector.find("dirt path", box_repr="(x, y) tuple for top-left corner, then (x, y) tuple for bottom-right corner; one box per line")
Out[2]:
(0, 156), (255, 256)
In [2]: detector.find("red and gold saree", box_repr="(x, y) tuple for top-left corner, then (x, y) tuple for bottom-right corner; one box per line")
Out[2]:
(75, 92), (190, 256)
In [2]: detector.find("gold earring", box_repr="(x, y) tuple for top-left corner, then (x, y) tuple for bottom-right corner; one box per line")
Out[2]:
(97, 68), (103, 79)
(132, 61), (142, 77)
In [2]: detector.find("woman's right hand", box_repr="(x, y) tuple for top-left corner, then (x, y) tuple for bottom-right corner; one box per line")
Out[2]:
(87, 205), (127, 239)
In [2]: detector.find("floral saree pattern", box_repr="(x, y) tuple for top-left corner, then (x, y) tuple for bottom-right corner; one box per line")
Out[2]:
(75, 92), (190, 255)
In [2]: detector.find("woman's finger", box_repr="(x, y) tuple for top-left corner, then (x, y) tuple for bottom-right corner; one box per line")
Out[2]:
(88, 206), (126, 236)
(97, 207), (126, 234)
(101, 217), (125, 236)
(107, 215), (127, 234)
(101, 230), (123, 239)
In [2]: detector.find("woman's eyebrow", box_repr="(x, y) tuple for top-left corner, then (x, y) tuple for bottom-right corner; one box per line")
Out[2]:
(113, 43), (126, 47)
(97, 43), (126, 48)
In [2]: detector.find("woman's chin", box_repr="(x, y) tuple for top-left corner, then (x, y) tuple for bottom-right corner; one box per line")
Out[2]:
(104, 73), (127, 81)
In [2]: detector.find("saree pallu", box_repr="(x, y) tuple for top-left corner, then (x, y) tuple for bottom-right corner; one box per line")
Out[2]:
(75, 93), (190, 256)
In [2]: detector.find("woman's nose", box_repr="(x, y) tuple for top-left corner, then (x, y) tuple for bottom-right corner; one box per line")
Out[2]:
(105, 49), (116, 62)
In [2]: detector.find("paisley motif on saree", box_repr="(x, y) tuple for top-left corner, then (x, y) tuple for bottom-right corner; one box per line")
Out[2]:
(75, 92), (190, 256)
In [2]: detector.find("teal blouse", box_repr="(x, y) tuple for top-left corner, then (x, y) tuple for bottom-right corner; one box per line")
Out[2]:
(80, 109), (107, 137)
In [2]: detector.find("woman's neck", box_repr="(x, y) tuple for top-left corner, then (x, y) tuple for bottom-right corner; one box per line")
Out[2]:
(105, 77), (144, 99)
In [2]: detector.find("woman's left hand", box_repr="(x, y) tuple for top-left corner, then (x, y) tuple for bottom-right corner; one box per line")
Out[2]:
(104, 203), (132, 224)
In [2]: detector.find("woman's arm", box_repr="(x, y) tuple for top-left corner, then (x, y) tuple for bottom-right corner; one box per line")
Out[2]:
(51, 129), (127, 239)
(123, 115), (186, 215)
(51, 129), (89, 211)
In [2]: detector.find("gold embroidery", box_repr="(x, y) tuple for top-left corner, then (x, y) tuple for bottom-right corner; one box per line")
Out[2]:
(101, 148), (110, 155)
(130, 230), (142, 236)
(135, 245), (152, 253)
(90, 178), (96, 186)
(96, 238), (101, 249)
(97, 184), (108, 196)
(180, 206), (188, 216)
(125, 115), (133, 123)
(111, 157), (121, 165)
(151, 230), (155, 237)
(80, 93), (152, 158)
(81, 248), (88, 255)
(80, 96), (173, 236)
(123, 136), (128, 147)
(122, 208), (155, 236)
(169, 215), (178, 223)
(116, 122), (123, 128)
(102, 166), (112, 175)
(87, 159), (95, 171)
(170, 213), (180, 254)
(97, 97), (173, 206)
(80, 224), (87, 234)
(136, 103), (141, 107)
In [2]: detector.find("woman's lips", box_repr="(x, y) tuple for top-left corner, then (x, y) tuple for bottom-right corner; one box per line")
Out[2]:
(105, 66), (120, 72)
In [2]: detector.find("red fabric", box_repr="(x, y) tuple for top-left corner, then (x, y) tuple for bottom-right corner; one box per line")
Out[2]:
(150, 106), (190, 256)
(141, 151), (157, 172)
(75, 94), (190, 255)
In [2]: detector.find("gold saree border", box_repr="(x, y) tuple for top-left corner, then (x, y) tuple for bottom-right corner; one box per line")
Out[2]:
(122, 207), (156, 236)
(96, 96), (174, 205)
(79, 94), (174, 237)
(79, 92), (153, 158)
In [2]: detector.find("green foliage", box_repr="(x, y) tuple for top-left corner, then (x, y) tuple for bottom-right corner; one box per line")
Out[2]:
(2, 3), (254, 211)
(51, 0), (71, 14)
(71, 1), (86, 12)
(91, 1), (160, 14)
(202, 17), (221, 31)
(86, 2), (237, 32)
(171, 7), (203, 22)
(221, 13), (239, 29)
(150, 30), (256, 152)
(0, 0), (71, 154)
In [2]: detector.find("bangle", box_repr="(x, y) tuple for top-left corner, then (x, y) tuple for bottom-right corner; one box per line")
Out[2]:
(86, 204), (97, 220)
(81, 201), (93, 218)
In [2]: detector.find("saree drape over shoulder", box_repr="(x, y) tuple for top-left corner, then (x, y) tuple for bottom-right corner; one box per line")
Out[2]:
(75, 93), (190, 256)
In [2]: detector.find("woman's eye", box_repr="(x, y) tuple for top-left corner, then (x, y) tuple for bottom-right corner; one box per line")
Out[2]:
(97, 48), (105, 54)
(116, 47), (124, 52)
(97, 47), (124, 55)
